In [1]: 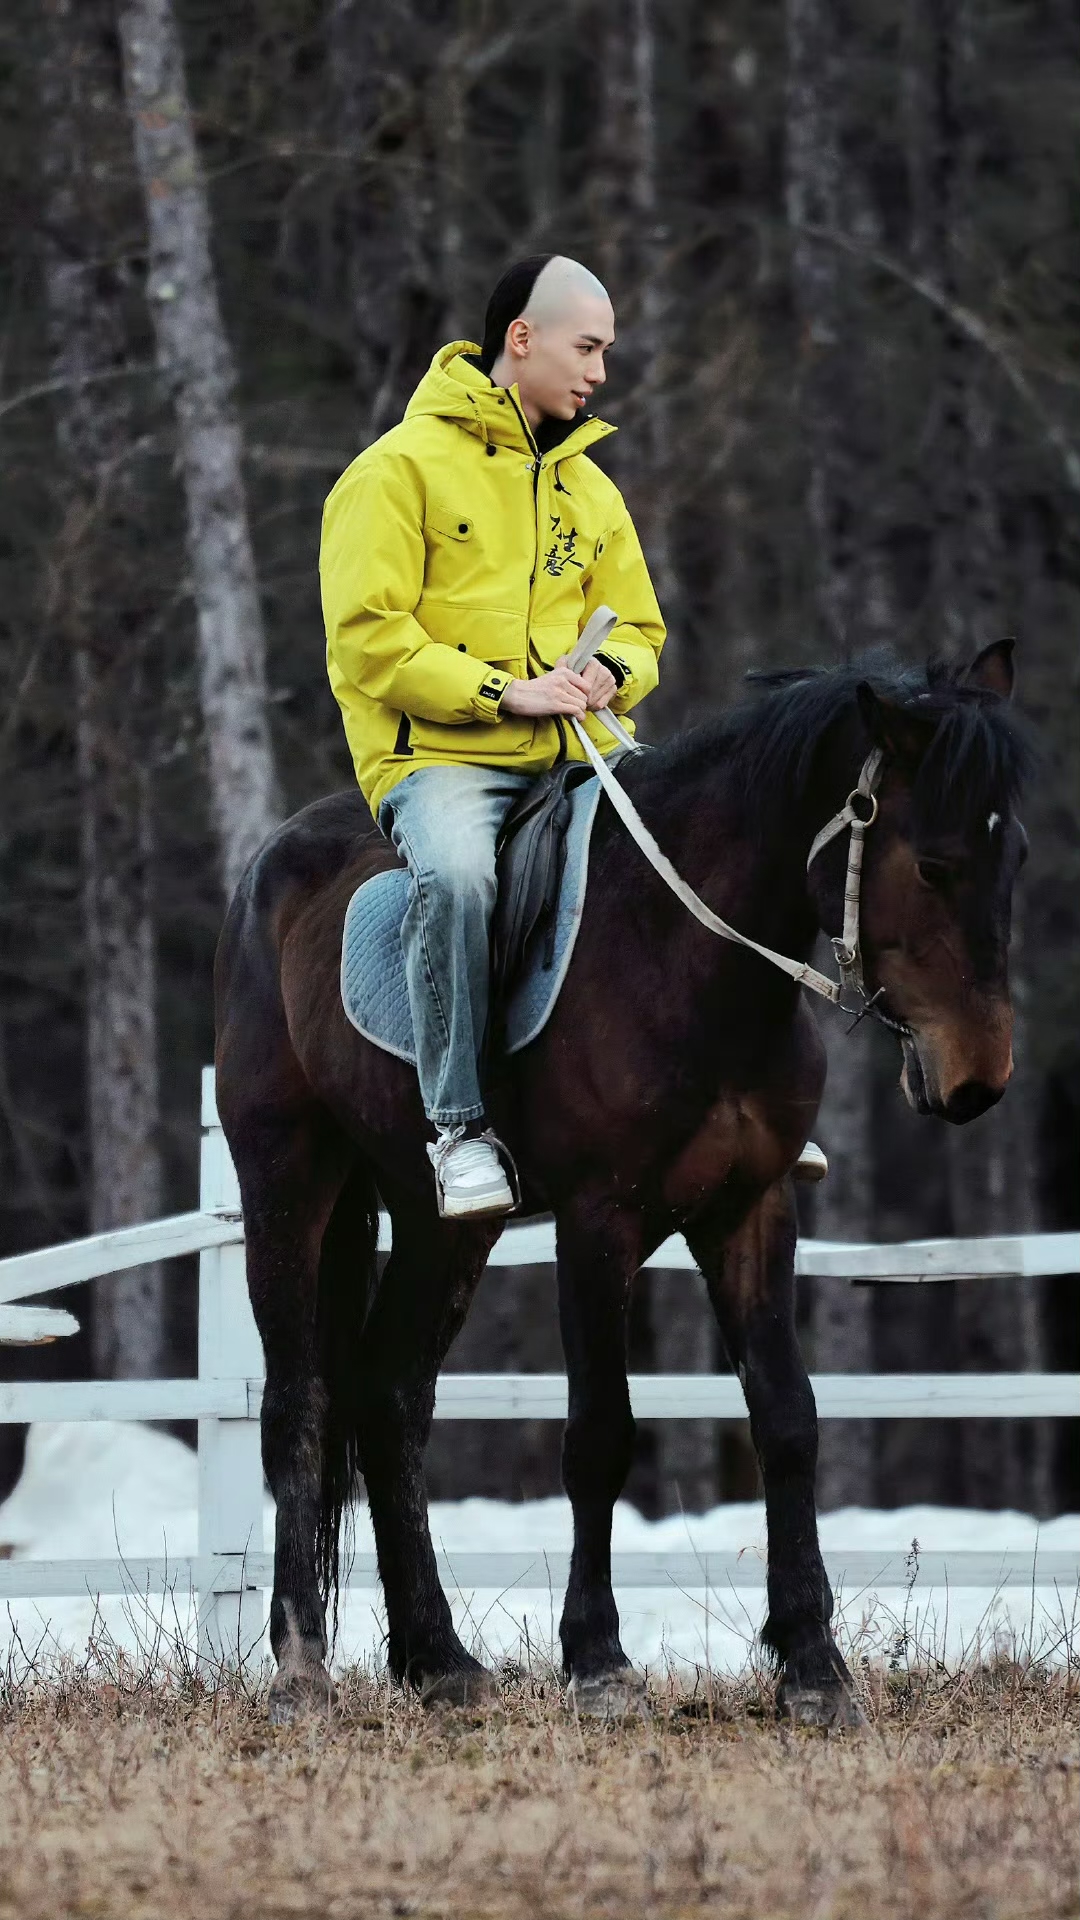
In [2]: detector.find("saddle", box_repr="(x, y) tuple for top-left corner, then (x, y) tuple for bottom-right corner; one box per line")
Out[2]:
(341, 764), (605, 1063)
(492, 760), (597, 1005)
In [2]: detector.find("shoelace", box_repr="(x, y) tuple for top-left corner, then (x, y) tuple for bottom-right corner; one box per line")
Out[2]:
(432, 1128), (503, 1180)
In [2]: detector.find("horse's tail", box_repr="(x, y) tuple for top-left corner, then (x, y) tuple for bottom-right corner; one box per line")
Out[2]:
(315, 1157), (381, 1644)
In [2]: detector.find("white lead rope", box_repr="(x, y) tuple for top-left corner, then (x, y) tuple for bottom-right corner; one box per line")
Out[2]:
(569, 715), (848, 1004)
(566, 609), (885, 1006)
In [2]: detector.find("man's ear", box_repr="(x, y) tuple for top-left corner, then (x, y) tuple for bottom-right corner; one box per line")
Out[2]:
(961, 637), (1015, 701)
(505, 316), (531, 358)
(856, 682), (935, 764)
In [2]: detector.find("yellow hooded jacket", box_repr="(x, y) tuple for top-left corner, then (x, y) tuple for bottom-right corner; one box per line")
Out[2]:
(321, 341), (666, 816)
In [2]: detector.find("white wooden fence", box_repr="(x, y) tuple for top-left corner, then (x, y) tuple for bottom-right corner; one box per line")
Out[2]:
(1, 1066), (1077, 1665)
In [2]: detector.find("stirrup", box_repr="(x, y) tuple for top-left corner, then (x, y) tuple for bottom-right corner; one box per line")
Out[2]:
(427, 1126), (522, 1220)
(793, 1140), (829, 1183)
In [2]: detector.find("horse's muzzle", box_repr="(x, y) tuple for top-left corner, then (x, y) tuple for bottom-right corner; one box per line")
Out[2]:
(939, 1078), (1006, 1124)
(900, 1030), (1011, 1123)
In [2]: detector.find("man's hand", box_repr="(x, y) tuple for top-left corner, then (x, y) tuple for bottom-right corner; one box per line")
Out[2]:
(500, 655), (617, 719)
(500, 658), (590, 718)
(579, 657), (617, 712)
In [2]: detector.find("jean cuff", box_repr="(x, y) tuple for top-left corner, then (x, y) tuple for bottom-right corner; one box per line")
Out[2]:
(428, 1101), (487, 1130)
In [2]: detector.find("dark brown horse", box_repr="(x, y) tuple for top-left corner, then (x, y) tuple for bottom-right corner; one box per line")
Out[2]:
(214, 642), (1030, 1725)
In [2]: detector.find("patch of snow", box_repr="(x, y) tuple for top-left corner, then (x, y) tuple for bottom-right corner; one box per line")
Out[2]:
(1, 1422), (1076, 1678)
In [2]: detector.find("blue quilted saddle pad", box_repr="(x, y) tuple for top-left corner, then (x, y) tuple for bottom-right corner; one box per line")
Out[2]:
(341, 776), (603, 1063)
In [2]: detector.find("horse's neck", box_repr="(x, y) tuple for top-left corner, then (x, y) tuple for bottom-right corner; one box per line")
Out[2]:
(618, 752), (824, 969)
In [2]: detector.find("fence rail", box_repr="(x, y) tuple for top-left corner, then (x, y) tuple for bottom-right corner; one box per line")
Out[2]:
(4, 1210), (1077, 1307)
(3, 1371), (1078, 1426)
(0, 1066), (1076, 1661)
(1, 1550), (1073, 1605)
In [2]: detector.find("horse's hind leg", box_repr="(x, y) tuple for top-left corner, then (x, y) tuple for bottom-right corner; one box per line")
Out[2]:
(353, 1181), (500, 1704)
(228, 1106), (354, 1722)
(684, 1179), (863, 1729)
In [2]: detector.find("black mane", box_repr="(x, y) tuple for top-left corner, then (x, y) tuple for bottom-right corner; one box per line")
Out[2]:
(635, 650), (1035, 842)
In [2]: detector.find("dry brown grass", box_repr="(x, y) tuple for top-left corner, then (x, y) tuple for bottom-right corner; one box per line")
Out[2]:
(0, 1633), (1076, 1920)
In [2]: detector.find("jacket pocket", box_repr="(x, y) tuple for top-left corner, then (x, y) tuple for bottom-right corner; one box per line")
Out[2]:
(407, 711), (537, 760)
(419, 598), (527, 673)
(528, 619), (579, 669)
(425, 507), (476, 544)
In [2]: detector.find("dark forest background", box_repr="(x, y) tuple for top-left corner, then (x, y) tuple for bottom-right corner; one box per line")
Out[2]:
(1, 0), (1077, 1519)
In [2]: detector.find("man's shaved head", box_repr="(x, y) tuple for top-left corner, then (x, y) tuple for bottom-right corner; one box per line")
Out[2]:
(482, 253), (616, 430)
(520, 255), (610, 326)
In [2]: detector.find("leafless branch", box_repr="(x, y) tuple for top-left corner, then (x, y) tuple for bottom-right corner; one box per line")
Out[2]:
(245, 443), (356, 474)
(797, 221), (1080, 494)
(0, 363), (156, 427)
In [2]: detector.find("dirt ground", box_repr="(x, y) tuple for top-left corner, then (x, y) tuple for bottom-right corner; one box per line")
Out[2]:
(0, 1652), (1076, 1920)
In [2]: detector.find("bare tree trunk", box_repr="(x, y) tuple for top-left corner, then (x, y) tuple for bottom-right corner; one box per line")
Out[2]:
(118, 0), (280, 898)
(328, 0), (434, 441)
(626, 0), (690, 735)
(585, 10), (636, 494)
(785, 0), (855, 651)
(526, 29), (562, 243)
(716, 483), (762, 687)
(435, 38), (468, 343)
(785, 0), (885, 1506)
(917, 0), (1004, 663)
(630, 0), (678, 618)
(786, 0), (895, 651)
(913, 0), (1046, 1512)
(628, 7), (710, 1504)
(39, 0), (165, 1376)
(589, 13), (635, 325)
(77, 671), (164, 1377)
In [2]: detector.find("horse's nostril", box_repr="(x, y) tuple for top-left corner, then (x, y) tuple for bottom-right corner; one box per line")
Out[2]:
(942, 1080), (1005, 1125)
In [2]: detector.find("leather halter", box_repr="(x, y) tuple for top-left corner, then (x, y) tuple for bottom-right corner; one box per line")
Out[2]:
(570, 716), (885, 1013)
(805, 746), (885, 1001)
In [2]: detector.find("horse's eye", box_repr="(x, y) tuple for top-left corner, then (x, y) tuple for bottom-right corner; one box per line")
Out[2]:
(916, 856), (953, 890)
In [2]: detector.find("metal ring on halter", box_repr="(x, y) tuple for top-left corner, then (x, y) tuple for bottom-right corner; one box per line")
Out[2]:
(847, 790), (879, 827)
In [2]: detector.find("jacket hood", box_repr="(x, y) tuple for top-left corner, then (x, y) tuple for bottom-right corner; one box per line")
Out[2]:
(403, 339), (614, 462)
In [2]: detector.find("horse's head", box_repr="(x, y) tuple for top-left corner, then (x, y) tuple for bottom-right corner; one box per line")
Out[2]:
(814, 642), (1033, 1123)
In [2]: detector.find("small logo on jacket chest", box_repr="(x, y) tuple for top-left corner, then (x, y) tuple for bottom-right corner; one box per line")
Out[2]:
(542, 516), (583, 578)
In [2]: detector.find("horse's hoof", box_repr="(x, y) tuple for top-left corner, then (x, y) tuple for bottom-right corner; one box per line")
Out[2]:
(567, 1670), (652, 1722)
(268, 1669), (337, 1725)
(778, 1684), (867, 1731)
(418, 1664), (497, 1709)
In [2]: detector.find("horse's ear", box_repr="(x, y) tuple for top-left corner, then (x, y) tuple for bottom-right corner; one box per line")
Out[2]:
(856, 682), (934, 765)
(961, 638), (1015, 701)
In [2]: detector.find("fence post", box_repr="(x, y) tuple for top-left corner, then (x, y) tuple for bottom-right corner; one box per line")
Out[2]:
(196, 1066), (265, 1671)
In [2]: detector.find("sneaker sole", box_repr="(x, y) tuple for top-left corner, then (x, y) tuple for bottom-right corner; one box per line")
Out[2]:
(793, 1147), (829, 1183)
(438, 1185), (516, 1220)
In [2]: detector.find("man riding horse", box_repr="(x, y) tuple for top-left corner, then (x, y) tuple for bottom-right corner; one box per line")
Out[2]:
(322, 253), (825, 1216)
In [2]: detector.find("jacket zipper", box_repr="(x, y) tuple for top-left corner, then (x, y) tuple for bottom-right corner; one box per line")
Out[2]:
(505, 388), (545, 680)
(503, 394), (610, 765)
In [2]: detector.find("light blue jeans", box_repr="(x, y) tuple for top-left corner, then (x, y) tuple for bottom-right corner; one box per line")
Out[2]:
(378, 764), (535, 1127)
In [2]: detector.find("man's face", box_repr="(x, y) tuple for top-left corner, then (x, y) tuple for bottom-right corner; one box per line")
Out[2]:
(513, 293), (616, 426)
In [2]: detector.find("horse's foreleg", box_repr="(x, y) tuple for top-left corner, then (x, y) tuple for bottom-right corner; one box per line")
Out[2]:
(684, 1179), (863, 1728)
(234, 1117), (350, 1722)
(555, 1202), (644, 1717)
(354, 1194), (500, 1704)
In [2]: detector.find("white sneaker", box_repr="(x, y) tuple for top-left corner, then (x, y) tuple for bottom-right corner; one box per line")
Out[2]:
(794, 1139), (829, 1182)
(427, 1126), (515, 1219)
